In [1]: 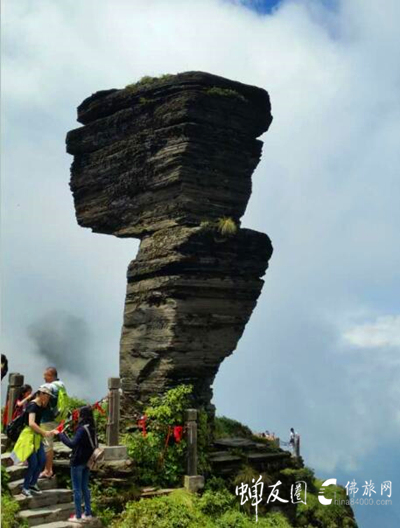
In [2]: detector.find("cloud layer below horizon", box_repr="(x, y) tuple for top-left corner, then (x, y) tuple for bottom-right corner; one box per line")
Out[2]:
(2, 1), (400, 525)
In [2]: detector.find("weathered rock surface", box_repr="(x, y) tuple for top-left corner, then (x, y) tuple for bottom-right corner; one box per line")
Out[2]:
(66, 71), (273, 414)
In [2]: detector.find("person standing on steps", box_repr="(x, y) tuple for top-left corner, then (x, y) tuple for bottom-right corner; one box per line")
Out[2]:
(10, 385), (55, 497)
(39, 366), (67, 479)
(55, 406), (97, 524)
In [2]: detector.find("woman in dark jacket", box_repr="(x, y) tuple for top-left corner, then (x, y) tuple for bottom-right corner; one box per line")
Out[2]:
(57, 406), (97, 523)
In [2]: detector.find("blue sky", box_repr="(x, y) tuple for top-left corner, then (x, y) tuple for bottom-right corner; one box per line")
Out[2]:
(2, 1), (400, 526)
(240, 0), (282, 14)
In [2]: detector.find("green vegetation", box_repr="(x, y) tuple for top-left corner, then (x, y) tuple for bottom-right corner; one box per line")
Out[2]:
(125, 74), (175, 92)
(280, 467), (316, 491)
(122, 384), (203, 488)
(1, 465), (26, 528)
(64, 395), (87, 414)
(31, 391), (355, 528)
(200, 217), (239, 238)
(217, 217), (238, 236)
(91, 480), (141, 526)
(145, 384), (193, 425)
(296, 478), (357, 528)
(206, 86), (246, 102)
(111, 488), (291, 528)
(214, 416), (253, 439)
(1, 495), (21, 528)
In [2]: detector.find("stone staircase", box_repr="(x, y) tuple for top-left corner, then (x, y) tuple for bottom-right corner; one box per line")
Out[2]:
(2, 435), (101, 527)
(209, 436), (293, 476)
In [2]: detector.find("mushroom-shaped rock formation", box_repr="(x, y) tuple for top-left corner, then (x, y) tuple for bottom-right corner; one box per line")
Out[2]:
(66, 71), (273, 415)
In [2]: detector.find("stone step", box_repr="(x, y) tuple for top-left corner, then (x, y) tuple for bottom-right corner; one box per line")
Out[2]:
(213, 437), (258, 449)
(7, 463), (59, 483)
(18, 501), (75, 527)
(15, 488), (73, 509)
(33, 519), (102, 528)
(209, 453), (242, 464)
(246, 452), (291, 462)
(141, 487), (177, 498)
(7, 463), (29, 481)
(1, 452), (13, 465)
(9, 476), (60, 496)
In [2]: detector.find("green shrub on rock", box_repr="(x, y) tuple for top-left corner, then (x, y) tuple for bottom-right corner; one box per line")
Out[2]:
(122, 384), (199, 487)
(198, 488), (237, 516)
(296, 479), (358, 528)
(111, 488), (291, 528)
(1, 495), (21, 528)
(1, 465), (25, 528)
(215, 510), (291, 528)
(112, 490), (208, 528)
(214, 416), (253, 439)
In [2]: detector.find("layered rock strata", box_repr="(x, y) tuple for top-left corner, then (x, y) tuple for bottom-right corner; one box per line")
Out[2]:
(66, 71), (273, 414)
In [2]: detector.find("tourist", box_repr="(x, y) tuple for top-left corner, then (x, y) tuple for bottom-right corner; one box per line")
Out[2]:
(55, 406), (96, 523)
(11, 386), (54, 497)
(12, 384), (33, 420)
(289, 427), (295, 446)
(39, 367), (67, 478)
(289, 427), (298, 453)
(1, 353), (8, 381)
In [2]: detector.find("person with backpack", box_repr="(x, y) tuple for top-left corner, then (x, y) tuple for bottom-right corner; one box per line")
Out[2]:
(10, 385), (55, 497)
(39, 367), (67, 478)
(55, 406), (97, 523)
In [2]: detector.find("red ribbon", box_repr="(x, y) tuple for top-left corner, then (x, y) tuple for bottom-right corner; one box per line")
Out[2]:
(138, 415), (147, 437)
(173, 425), (183, 443)
(56, 420), (65, 433)
(93, 401), (106, 415)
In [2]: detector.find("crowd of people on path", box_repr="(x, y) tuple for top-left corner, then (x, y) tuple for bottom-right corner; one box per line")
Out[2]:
(3, 364), (97, 524)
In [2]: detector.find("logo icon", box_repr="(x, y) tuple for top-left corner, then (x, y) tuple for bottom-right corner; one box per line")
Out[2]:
(318, 478), (337, 505)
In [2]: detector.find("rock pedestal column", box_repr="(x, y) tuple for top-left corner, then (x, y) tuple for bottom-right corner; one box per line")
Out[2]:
(66, 71), (273, 416)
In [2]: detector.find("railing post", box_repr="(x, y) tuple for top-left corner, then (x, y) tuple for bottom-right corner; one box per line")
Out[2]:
(186, 408), (198, 476)
(106, 377), (120, 446)
(184, 408), (204, 493)
(7, 373), (24, 425)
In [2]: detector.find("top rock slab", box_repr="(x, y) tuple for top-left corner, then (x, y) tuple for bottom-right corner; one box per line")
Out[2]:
(66, 72), (272, 238)
(76, 71), (272, 134)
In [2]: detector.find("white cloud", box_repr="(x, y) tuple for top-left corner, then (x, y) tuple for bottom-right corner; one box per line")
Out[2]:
(2, 1), (400, 511)
(344, 315), (400, 349)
